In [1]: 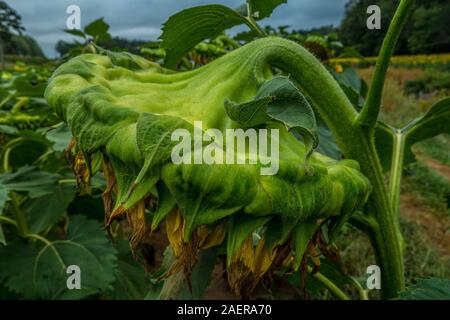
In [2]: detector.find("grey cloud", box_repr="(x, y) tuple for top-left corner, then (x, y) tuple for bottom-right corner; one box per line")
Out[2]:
(7, 0), (348, 58)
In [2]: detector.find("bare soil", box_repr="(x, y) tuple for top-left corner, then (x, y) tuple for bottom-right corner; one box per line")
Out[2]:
(422, 158), (450, 179)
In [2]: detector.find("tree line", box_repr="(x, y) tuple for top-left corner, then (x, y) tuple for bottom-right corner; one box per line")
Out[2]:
(1, 0), (449, 60)
(340, 0), (450, 56)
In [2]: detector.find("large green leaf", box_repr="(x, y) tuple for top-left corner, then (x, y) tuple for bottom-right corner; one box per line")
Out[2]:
(0, 166), (59, 198)
(63, 29), (86, 39)
(0, 215), (117, 299)
(0, 242), (38, 298)
(396, 278), (450, 300)
(225, 76), (318, 158)
(8, 139), (48, 168)
(332, 68), (366, 110)
(0, 226), (5, 246)
(13, 75), (46, 97)
(403, 97), (450, 152)
(23, 183), (77, 234)
(334, 68), (363, 95)
(160, 5), (246, 68)
(46, 124), (72, 152)
(67, 194), (105, 221)
(109, 240), (151, 300)
(84, 18), (110, 41)
(316, 125), (341, 160)
(249, 0), (287, 20)
(0, 183), (9, 214)
(375, 98), (450, 172)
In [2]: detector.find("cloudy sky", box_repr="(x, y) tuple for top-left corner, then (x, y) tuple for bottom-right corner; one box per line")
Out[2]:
(8, 0), (349, 58)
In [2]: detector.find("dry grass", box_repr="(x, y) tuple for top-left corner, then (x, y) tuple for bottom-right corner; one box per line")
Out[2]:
(357, 67), (443, 127)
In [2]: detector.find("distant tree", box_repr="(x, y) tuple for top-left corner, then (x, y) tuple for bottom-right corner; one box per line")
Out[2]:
(0, 1), (25, 65)
(339, 0), (448, 56)
(98, 37), (147, 53)
(408, 3), (450, 53)
(340, 0), (405, 56)
(300, 25), (339, 36)
(55, 37), (147, 57)
(11, 35), (45, 57)
(55, 39), (80, 57)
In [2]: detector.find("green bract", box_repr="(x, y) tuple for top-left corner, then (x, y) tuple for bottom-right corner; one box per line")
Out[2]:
(45, 37), (371, 296)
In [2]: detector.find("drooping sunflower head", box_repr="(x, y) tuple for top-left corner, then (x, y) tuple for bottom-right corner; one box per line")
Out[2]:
(45, 39), (371, 297)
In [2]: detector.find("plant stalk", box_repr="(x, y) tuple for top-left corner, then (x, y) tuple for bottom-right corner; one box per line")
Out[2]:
(350, 277), (369, 300)
(308, 266), (350, 300)
(245, 36), (405, 298)
(349, 131), (404, 298)
(356, 0), (415, 130)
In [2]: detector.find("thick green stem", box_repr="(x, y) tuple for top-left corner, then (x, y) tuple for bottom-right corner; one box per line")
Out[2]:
(246, 37), (404, 298)
(348, 131), (404, 298)
(357, 0), (415, 130)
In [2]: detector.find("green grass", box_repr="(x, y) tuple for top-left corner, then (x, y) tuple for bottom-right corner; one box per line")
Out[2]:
(401, 218), (450, 284)
(337, 219), (449, 294)
(414, 135), (450, 166)
(403, 162), (450, 213)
